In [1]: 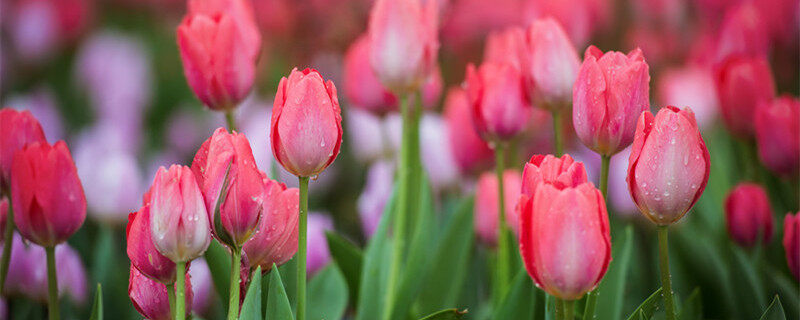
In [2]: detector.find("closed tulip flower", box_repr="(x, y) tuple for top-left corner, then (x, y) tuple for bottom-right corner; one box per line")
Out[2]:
(129, 265), (192, 320)
(521, 18), (580, 111)
(725, 183), (773, 247)
(754, 96), (799, 177)
(243, 177), (299, 272)
(573, 46), (650, 156)
(783, 213), (799, 280)
(483, 27), (525, 70)
(627, 106), (710, 225)
(192, 127), (264, 247)
(474, 170), (522, 246)
(520, 154), (588, 199)
(715, 2), (769, 63)
(715, 56), (775, 138)
(148, 165), (210, 263)
(127, 204), (175, 284)
(344, 35), (397, 114)
(0, 109), (46, 188)
(270, 68), (342, 178)
(466, 62), (531, 141)
(11, 141), (85, 247)
(443, 87), (494, 173)
(519, 182), (611, 300)
(177, 0), (261, 111)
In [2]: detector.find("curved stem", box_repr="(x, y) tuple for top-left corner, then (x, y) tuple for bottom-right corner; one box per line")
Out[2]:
(599, 155), (610, 198)
(0, 193), (14, 293)
(494, 143), (510, 297)
(657, 226), (676, 320)
(227, 249), (242, 320)
(46, 246), (59, 320)
(225, 111), (237, 132)
(552, 111), (563, 156)
(175, 262), (186, 320)
(563, 300), (575, 320)
(167, 283), (175, 319)
(554, 298), (564, 320)
(297, 176), (310, 320)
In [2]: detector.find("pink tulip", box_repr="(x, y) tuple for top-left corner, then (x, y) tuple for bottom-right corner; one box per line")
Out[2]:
(520, 154), (588, 200)
(177, 0), (262, 111)
(522, 0), (611, 46)
(243, 177), (299, 272)
(358, 161), (394, 238)
(420, 67), (444, 109)
(627, 106), (710, 225)
(657, 66), (719, 131)
(271, 68), (342, 178)
(783, 213), (800, 281)
(306, 213), (333, 275)
(343, 35), (397, 114)
(519, 182), (611, 300)
(148, 165), (210, 262)
(0, 109), (46, 188)
(129, 265), (192, 320)
(443, 88), (494, 174)
(6, 88), (64, 141)
(754, 96), (799, 177)
(521, 18), (581, 111)
(127, 204), (176, 284)
(368, 0), (439, 93)
(715, 2), (769, 63)
(466, 62), (531, 141)
(725, 183), (773, 247)
(11, 141), (85, 247)
(192, 127), (264, 247)
(573, 46), (650, 156)
(483, 27), (525, 70)
(474, 170), (522, 246)
(714, 56), (775, 138)
(9, 0), (92, 63)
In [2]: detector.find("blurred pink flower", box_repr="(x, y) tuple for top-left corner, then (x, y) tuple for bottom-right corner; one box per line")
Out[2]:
(657, 66), (719, 131)
(307, 213), (333, 275)
(522, 0), (611, 46)
(5, 234), (87, 304)
(188, 258), (215, 318)
(10, 0), (92, 63)
(358, 160), (395, 238)
(6, 87), (64, 141)
(346, 108), (388, 163)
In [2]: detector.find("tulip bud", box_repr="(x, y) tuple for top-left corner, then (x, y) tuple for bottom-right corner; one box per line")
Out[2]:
(521, 18), (580, 111)
(177, 0), (262, 111)
(474, 170), (522, 246)
(573, 46), (650, 156)
(484, 27), (525, 70)
(11, 141), (85, 247)
(307, 213), (333, 275)
(466, 62), (531, 142)
(627, 106), (710, 225)
(129, 265), (192, 320)
(754, 96), (799, 177)
(368, 0), (439, 93)
(270, 68), (343, 178)
(0, 108), (46, 189)
(343, 35), (397, 114)
(715, 56), (775, 138)
(192, 127), (264, 247)
(725, 183), (773, 247)
(243, 177), (299, 272)
(443, 88), (494, 173)
(519, 182), (611, 300)
(783, 213), (799, 280)
(127, 204), (176, 284)
(520, 154), (588, 199)
(148, 165), (211, 263)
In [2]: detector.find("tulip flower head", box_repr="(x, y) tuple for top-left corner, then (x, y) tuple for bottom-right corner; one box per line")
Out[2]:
(521, 18), (581, 111)
(754, 95), (799, 177)
(474, 170), (523, 246)
(443, 87), (494, 173)
(714, 56), (775, 138)
(343, 35), (397, 114)
(129, 265), (192, 320)
(483, 27), (525, 70)
(466, 62), (531, 142)
(127, 204), (176, 284)
(725, 183), (773, 247)
(520, 154), (588, 200)
(783, 213), (800, 281)
(243, 176), (299, 272)
(0, 108), (46, 189)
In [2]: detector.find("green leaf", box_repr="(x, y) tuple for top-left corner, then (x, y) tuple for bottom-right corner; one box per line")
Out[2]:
(89, 283), (102, 320)
(595, 225), (635, 320)
(241, 266), (263, 320)
(308, 264), (349, 320)
(416, 198), (474, 315)
(731, 246), (767, 310)
(759, 296), (786, 320)
(418, 308), (468, 320)
(493, 269), (537, 319)
(355, 187), (397, 320)
(205, 240), (232, 311)
(325, 231), (363, 303)
(624, 288), (663, 320)
(679, 288), (702, 320)
(266, 263), (294, 320)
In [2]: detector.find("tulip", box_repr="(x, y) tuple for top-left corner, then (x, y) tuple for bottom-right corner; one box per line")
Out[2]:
(483, 27), (525, 70)
(754, 96), (799, 177)
(443, 88), (494, 174)
(419, 114), (461, 190)
(177, 0), (262, 111)
(466, 62), (531, 142)
(343, 35), (397, 114)
(242, 177), (299, 272)
(188, 258), (214, 318)
(520, 154), (588, 200)
(307, 213), (333, 275)
(783, 213), (799, 280)
(9, 0), (92, 63)
(518, 182), (611, 301)
(474, 170), (522, 246)
(725, 183), (773, 247)
(522, 0), (611, 46)
(129, 265), (193, 320)
(126, 204), (176, 284)
(627, 106), (710, 225)
(0, 109), (46, 189)
(6, 88), (64, 141)
(657, 66), (719, 131)
(368, 0), (439, 93)
(192, 127), (264, 247)
(573, 46), (650, 156)
(714, 56), (775, 138)
(271, 68), (342, 178)
(521, 18), (580, 112)
(715, 2), (769, 63)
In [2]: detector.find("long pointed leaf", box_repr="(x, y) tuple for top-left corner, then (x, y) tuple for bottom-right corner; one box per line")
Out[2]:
(419, 308), (468, 320)
(89, 283), (103, 320)
(266, 264), (294, 320)
(759, 296), (786, 320)
(624, 288), (663, 320)
(308, 264), (349, 320)
(493, 269), (536, 319)
(355, 187), (398, 320)
(205, 240), (232, 311)
(325, 231), (363, 303)
(241, 266), (263, 320)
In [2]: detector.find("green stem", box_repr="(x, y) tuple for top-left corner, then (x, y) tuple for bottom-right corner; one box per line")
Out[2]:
(46, 246), (58, 320)
(227, 249), (241, 320)
(175, 262), (186, 320)
(554, 298), (564, 320)
(225, 111), (237, 132)
(657, 226), (676, 320)
(167, 284), (176, 319)
(582, 155), (610, 320)
(552, 111), (563, 156)
(563, 300), (575, 320)
(297, 176), (310, 320)
(494, 143), (510, 297)
(0, 193), (14, 293)
(599, 155), (610, 198)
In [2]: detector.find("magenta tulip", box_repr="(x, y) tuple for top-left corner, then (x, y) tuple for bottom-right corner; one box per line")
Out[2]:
(0, 108), (46, 188)
(127, 204), (176, 284)
(784, 213), (800, 281)
(242, 177), (299, 272)
(443, 87), (494, 173)
(715, 56), (775, 138)
(725, 183), (773, 247)
(466, 62), (531, 142)
(343, 35), (397, 114)
(129, 265), (192, 320)
(754, 95), (799, 177)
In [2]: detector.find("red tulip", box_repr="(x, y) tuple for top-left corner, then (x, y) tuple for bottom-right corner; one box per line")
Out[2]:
(242, 176), (299, 272)
(520, 154), (588, 200)
(483, 27), (525, 70)
(466, 62), (531, 142)
(519, 182), (611, 300)
(129, 265), (192, 320)
(725, 183), (773, 247)
(627, 106), (710, 225)
(573, 46), (650, 156)
(715, 2), (769, 63)
(715, 56), (775, 138)
(442, 87), (494, 173)
(521, 18), (581, 111)
(177, 0), (262, 111)
(192, 127), (264, 247)
(754, 95), (799, 177)
(127, 204), (176, 284)
(0, 109), (46, 188)
(11, 141), (85, 247)
(270, 68), (342, 178)
(783, 213), (800, 280)
(368, 0), (439, 93)
(343, 35), (397, 114)
(0, 199), (6, 236)
(148, 165), (210, 262)
(474, 170), (522, 246)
